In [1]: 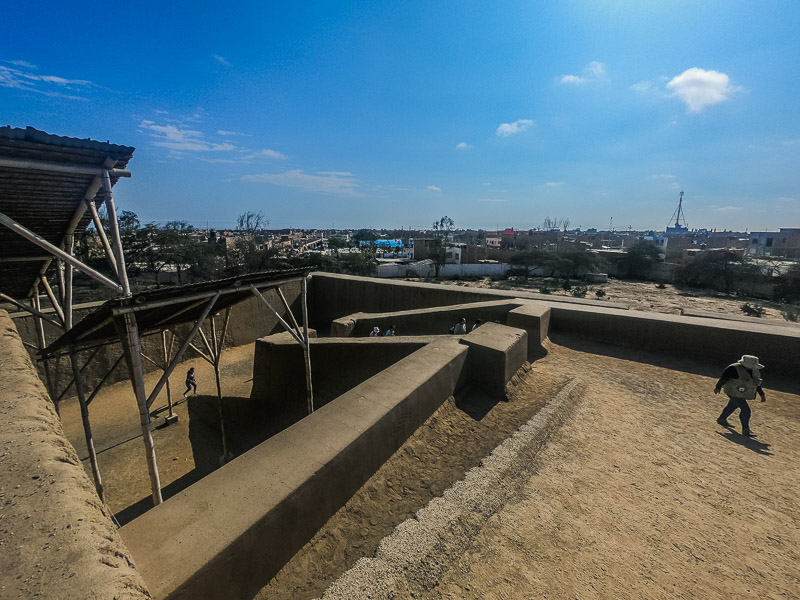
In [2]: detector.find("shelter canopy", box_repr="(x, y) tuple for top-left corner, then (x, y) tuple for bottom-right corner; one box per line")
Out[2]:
(0, 126), (134, 299)
(41, 268), (312, 358)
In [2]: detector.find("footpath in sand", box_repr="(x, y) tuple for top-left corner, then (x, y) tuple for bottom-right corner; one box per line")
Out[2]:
(426, 339), (800, 600)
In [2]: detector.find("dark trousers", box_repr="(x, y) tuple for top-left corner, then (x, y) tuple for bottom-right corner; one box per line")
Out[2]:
(719, 396), (751, 430)
(184, 380), (197, 395)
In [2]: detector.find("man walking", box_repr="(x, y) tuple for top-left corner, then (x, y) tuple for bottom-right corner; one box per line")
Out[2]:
(714, 355), (766, 437)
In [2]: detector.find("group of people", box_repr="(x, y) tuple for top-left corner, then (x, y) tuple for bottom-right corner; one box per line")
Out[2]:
(452, 317), (482, 334)
(370, 325), (396, 337)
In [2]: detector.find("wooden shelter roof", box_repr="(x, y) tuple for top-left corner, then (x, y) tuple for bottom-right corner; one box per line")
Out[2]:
(0, 126), (135, 298)
(40, 268), (312, 358)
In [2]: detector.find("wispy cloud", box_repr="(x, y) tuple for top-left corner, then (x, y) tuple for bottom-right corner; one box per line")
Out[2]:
(426, 185), (442, 192)
(242, 170), (362, 196)
(783, 139), (800, 146)
(0, 61), (97, 100)
(649, 173), (677, 180)
(496, 119), (534, 137)
(544, 181), (566, 187)
(245, 148), (288, 160)
(139, 120), (236, 152)
(455, 142), (472, 150)
(478, 198), (506, 203)
(6, 59), (37, 69)
(714, 205), (743, 213)
(217, 129), (250, 137)
(214, 54), (232, 67)
(559, 61), (608, 85)
(667, 68), (741, 113)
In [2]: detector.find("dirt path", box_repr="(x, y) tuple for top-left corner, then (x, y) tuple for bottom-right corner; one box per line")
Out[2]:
(428, 340), (800, 599)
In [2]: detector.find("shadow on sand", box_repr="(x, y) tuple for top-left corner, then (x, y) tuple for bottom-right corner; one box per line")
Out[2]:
(115, 393), (312, 525)
(550, 332), (797, 395)
(716, 430), (773, 456)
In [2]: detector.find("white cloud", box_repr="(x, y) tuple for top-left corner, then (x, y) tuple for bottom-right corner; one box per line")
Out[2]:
(139, 120), (236, 152)
(214, 54), (232, 66)
(667, 68), (740, 113)
(6, 59), (37, 69)
(545, 181), (566, 187)
(242, 169), (361, 196)
(559, 61), (608, 85)
(783, 139), (800, 146)
(479, 198), (506, 203)
(217, 129), (250, 136)
(455, 142), (472, 150)
(715, 205), (743, 213)
(496, 119), (534, 137)
(0, 62), (96, 100)
(246, 148), (288, 160)
(426, 185), (442, 192)
(649, 173), (677, 180)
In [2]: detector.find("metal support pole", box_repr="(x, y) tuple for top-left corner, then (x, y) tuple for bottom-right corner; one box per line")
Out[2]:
(117, 313), (162, 506)
(40, 276), (65, 325)
(210, 314), (228, 463)
(102, 170), (131, 296)
(0, 211), (124, 294)
(32, 291), (57, 409)
(277, 286), (303, 339)
(64, 234), (73, 330)
(161, 330), (175, 421)
(70, 350), (104, 501)
(144, 292), (220, 408)
(85, 198), (119, 278)
(0, 293), (62, 329)
(249, 285), (306, 348)
(301, 275), (314, 414)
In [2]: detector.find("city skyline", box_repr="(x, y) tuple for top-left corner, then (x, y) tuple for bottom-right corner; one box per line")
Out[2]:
(2, 1), (799, 232)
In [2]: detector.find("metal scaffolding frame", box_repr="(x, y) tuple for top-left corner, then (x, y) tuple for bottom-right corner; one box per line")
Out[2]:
(1, 127), (316, 510)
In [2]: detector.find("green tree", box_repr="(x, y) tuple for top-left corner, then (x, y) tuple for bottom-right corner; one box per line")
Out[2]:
(508, 250), (545, 278)
(619, 241), (661, 279)
(431, 216), (454, 278)
(675, 250), (748, 293)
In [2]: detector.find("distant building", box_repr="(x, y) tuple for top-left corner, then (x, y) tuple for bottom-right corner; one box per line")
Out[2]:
(748, 228), (800, 258)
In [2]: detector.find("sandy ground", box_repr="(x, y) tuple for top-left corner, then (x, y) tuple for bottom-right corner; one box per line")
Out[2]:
(423, 337), (800, 600)
(59, 344), (261, 524)
(441, 278), (794, 323)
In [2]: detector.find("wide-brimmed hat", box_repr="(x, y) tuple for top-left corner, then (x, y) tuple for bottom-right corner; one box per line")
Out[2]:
(739, 355), (764, 370)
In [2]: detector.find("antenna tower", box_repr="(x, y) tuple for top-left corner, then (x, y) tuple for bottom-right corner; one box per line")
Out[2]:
(667, 190), (688, 229)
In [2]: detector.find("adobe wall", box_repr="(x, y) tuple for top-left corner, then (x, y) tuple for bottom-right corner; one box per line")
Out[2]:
(330, 299), (528, 337)
(549, 304), (800, 374)
(121, 338), (470, 600)
(308, 272), (625, 331)
(0, 310), (151, 600)
(250, 334), (437, 417)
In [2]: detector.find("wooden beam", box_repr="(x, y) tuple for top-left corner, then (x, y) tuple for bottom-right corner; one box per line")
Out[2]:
(116, 313), (162, 506)
(210, 314), (229, 462)
(249, 285), (306, 348)
(0, 211), (124, 294)
(102, 170), (131, 296)
(64, 234), (73, 330)
(277, 286), (303, 340)
(85, 197), (119, 278)
(70, 350), (104, 501)
(0, 293), (63, 329)
(0, 255), (51, 263)
(301, 275), (314, 414)
(0, 156), (131, 178)
(85, 353), (124, 407)
(40, 276), (65, 325)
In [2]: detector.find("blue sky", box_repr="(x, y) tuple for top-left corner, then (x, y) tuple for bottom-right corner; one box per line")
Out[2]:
(2, 1), (799, 231)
